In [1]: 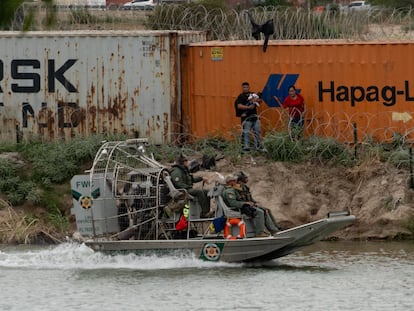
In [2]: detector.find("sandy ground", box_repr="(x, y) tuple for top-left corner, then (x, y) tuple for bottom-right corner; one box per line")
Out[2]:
(195, 155), (414, 240)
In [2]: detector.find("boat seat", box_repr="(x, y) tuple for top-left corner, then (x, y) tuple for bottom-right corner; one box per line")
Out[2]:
(210, 183), (255, 238)
(210, 183), (245, 218)
(217, 196), (243, 218)
(161, 171), (212, 240)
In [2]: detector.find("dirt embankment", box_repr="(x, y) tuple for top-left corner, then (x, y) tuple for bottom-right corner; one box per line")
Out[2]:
(1, 153), (413, 242)
(197, 156), (414, 240)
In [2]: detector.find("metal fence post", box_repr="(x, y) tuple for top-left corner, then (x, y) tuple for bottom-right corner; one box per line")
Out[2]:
(409, 147), (414, 189)
(353, 122), (358, 159)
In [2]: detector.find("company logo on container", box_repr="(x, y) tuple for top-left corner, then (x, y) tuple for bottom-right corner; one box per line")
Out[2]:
(318, 81), (414, 107)
(261, 74), (301, 108)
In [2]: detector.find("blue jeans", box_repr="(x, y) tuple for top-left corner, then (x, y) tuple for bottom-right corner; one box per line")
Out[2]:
(242, 118), (261, 150)
(289, 118), (304, 141)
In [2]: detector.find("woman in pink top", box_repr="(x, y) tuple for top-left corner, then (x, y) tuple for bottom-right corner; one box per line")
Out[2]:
(282, 85), (305, 141)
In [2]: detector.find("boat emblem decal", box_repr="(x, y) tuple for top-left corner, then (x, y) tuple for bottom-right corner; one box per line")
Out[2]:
(200, 243), (224, 261)
(79, 195), (92, 209)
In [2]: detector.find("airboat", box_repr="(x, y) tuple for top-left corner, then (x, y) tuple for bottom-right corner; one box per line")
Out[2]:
(70, 138), (355, 263)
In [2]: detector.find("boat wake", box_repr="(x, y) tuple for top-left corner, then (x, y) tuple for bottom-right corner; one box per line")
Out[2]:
(0, 242), (240, 270)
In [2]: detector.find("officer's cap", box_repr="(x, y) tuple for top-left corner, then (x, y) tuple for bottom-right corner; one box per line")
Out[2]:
(177, 154), (188, 165)
(225, 174), (237, 183)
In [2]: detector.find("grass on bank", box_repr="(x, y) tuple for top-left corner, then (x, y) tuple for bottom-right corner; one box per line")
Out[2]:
(0, 131), (413, 243)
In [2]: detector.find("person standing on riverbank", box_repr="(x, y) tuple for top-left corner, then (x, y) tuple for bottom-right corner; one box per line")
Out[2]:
(282, 85), (305, 141)
(234, 82), (264, 152)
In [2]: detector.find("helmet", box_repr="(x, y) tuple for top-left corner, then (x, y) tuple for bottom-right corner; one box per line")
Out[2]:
(225, 174), (237, 183)
(236, 171), (248, 182)
(177, 154), (188, 165)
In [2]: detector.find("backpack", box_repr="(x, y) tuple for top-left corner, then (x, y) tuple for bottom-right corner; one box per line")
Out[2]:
(189, 160), (201, 173)
(201, 154), (216, 170)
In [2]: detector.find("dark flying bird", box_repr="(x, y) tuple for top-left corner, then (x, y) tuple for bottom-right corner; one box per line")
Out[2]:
(245, 11), (274, 52)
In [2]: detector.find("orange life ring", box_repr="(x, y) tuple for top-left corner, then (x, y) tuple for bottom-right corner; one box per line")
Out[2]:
(224, 218), (246, 240)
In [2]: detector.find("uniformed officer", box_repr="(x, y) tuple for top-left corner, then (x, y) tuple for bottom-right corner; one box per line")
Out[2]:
(236, 171), (280, 234)
(222, 174), (268, 237)
(170, 154), (211, 217)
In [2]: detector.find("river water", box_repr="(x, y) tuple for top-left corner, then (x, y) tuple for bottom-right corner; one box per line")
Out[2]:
(0, 241), (413, 311)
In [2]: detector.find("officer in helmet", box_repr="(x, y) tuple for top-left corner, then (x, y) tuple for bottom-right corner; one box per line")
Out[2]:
(236, 171), (280, 234)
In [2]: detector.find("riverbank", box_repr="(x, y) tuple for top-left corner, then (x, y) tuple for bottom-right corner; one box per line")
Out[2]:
(1, 151), (413, 243)
(199, 155), (414, 241)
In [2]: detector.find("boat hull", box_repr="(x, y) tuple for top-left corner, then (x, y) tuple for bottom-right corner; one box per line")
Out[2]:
(84, 215), (356, 262)
(255, 214), (357, 261)
(85, 236), (295, 262)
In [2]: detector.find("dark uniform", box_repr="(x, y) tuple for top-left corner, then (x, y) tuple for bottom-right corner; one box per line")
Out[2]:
(238, 183), (279, 234)
(170, 164), (210, 217)
(222, 184), (265, 235)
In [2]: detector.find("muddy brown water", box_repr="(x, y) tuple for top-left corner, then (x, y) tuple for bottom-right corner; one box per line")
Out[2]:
(0, 241), (413, 310)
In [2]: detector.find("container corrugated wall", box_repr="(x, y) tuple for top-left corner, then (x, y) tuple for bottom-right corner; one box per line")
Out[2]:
(181, 41), (414, 142)
(0, 30), (207, 144)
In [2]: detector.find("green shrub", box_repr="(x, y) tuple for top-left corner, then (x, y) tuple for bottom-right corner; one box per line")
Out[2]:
(0, 159), (38, 205)
(19, 136), (103, 186)
(0, 158), (17, 179)
(146, 143), (189, 162)
(388, 147), (410, 169)
(0, 176), (20, 194)
(48, 208), (69, 232)
(192, 135), (229, 151)
(263, 131), (303, 162)
(303, 136), (354, 166)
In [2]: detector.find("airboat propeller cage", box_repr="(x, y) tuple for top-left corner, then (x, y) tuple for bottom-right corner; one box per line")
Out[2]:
(78, 138), (175, 237)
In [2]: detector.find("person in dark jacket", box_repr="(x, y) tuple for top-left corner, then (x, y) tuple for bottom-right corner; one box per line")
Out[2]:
(170, 154), (211, 217)
(234, 81), (263, 152)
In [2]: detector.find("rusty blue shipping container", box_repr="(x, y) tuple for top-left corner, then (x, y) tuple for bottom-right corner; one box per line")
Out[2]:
(0, 30), (207, 144)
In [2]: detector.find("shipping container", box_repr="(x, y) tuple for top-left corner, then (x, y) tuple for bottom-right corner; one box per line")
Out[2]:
(52, 0), (106, 9)
(181, 40), (414, 143)
(0, 30), (207, 144)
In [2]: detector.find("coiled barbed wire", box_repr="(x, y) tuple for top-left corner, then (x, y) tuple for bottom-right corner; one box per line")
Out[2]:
(12, 3), (414, 40)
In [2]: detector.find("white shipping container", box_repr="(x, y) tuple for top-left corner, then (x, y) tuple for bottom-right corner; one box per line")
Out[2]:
(0, 30), (207, 144)
(52, 0), (106, 8)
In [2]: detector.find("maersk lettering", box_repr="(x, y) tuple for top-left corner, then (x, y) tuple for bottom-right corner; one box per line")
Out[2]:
(318, 81), (414, 107)
(22, 101), (81, 129)
(48, 59), (77, 93)
(0, 59), (78, 93)
(11, 60), (41, 92)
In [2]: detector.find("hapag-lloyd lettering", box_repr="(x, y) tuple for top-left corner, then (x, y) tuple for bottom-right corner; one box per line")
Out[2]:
(318, 81), (414, 107)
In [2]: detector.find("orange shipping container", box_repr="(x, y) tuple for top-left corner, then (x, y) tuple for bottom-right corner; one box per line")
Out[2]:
(181, 40), (414, 143)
